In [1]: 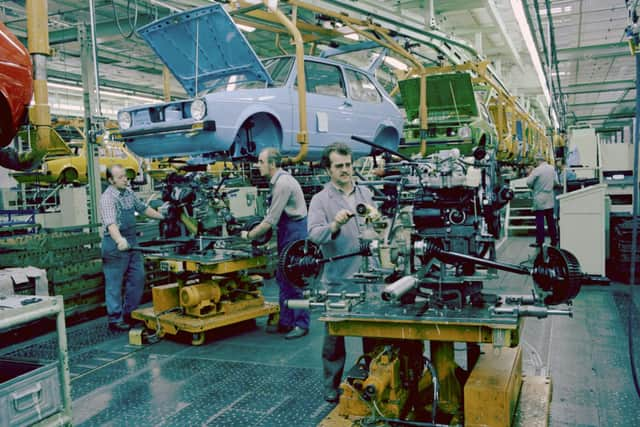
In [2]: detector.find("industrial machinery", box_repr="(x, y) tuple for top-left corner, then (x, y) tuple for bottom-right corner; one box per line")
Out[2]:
(130, 171), (278, 346)
(281, 140), (583, 426)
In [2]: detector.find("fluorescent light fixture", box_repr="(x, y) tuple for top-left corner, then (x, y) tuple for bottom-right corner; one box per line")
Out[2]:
(539, 6), (572, 15)
(510, 0), (552, 108)
(149, 0), (183, 13)
(551, 71), (570, 76)
(236, 24), (256, 33)
(384, 57), (409, 71)
(372, 53), (409, 71)
(47, 81), (161, 104)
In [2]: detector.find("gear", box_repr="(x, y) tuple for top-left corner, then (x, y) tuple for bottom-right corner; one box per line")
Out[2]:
(532, 246), (582, 305)
(278, 240), (324, 287)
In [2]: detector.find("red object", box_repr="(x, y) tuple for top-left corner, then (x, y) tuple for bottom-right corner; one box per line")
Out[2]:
(0, 21), (33, 148)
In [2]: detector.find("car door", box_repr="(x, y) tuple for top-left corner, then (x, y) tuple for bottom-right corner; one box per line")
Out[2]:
(343, 68), (385, 148)
(290, 59), (353, 153)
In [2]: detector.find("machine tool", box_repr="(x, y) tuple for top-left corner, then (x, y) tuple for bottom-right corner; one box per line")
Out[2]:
(281, 139), (583, 426)
(130, 171), (278, 345)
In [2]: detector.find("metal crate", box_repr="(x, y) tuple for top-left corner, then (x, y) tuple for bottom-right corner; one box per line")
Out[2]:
(0, 359), (62, 427)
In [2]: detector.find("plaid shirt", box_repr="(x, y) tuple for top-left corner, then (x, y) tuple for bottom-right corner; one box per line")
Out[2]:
(100, 186), (147, 233)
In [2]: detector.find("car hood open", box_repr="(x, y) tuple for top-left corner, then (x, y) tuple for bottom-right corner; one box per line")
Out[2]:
(399, 72), (479, 122)
(137, 3), (271, 97)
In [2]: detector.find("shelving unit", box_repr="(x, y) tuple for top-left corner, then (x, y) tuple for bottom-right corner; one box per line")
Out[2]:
(0, 295), (72, 426)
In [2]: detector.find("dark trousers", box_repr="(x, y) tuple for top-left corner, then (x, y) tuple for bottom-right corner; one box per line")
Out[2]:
(535, 208), (558, 245)
(322, 324), (346, 393)
(276, 216), (310, 329)
(322, 325), (379, 393)
(102, 236), (144, 324)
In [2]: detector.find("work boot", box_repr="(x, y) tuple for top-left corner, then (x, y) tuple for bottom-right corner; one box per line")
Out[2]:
(324, 389), (339, 404)
(284, 326), (308, 340)
(266, 324), (293, 334)
(108, 321), (130, 332)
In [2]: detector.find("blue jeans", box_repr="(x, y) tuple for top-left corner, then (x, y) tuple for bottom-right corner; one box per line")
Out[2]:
(535, 208), (558, 246)
(102, 236), (145, 324)
(276, 216), (310, 330)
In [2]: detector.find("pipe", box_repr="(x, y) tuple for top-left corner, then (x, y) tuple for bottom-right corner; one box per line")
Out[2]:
(266, 1), (308, 163)
(381, 276), (418, 301)
(629, 42), (640, 398)
(423, 356), (439, 424)
(25, 0), (51, 164)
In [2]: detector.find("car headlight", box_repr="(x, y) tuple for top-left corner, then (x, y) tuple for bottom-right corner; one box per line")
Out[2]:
(458, 126), (471, 139)
(190, 99), (207, 121)
(118, 111), (132, 130)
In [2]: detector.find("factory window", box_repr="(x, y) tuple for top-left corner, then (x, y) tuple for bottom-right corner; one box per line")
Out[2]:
(296, 61), (346, 97)
(345, 69), (381, 103)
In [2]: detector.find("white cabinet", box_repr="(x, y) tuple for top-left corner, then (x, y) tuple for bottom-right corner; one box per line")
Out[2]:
(557, 184), (609, 275)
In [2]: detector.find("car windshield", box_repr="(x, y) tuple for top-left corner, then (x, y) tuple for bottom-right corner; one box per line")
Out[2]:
(201, 56), (293, 94)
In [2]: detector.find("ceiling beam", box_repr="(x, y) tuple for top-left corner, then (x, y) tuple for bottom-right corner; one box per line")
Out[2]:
(563, 86), (636, 95)
(573, 112), (636, 121)
(11, 12), (167, 45)
(568, 100), (636, 107)
(566, 79), (635, 89)
(556, 42), (630, 62)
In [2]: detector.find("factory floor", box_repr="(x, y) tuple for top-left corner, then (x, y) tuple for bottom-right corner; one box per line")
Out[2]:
(1, 236), (639, 426)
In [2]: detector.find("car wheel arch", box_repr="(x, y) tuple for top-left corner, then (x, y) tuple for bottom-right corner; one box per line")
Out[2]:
(232, 112), (283, 158)
(58, 167), (79, 183)
(0, 93), (14, 148)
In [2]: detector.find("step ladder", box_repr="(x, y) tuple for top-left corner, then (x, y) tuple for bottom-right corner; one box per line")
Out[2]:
(505, 178), (535, 236)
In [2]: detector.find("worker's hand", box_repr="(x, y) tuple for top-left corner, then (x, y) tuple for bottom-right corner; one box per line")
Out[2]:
(334, 209), (354, 227)
(115, 237), (129, 251)
(158, 201), (171, 219)
(240, 230), (250, 240)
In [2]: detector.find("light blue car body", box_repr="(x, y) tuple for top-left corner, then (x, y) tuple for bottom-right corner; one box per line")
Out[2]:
(116, 4), (403, 160)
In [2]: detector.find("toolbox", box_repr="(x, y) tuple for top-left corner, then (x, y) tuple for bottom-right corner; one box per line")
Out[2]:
(0, 359), (62, 427)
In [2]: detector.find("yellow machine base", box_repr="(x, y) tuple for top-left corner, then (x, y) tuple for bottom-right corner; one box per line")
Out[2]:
(317, 375), (551, 427)
(131, 302), (279, 345)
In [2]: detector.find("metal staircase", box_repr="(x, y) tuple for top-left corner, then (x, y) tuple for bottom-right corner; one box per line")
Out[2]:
(505, 177), (535, 236)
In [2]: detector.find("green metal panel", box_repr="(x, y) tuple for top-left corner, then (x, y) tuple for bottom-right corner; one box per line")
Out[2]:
(399, 72), (478, 122)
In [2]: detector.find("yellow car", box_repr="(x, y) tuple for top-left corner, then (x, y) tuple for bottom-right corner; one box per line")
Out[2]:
(12, 129), (140, 185)
(146, 158), (233, 181)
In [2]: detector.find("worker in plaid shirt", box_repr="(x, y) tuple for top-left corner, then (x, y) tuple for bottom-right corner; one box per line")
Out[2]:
(100, 164), (164, 332)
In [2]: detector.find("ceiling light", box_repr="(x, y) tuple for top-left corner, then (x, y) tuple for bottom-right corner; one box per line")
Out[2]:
(539, 6), (571, 15)
(47, 81), (161, 104)
(236, 24), (256, 33)
(510, 0), (552, 107)
(344, 33), (359, 41)
(372, 53), (409, 71)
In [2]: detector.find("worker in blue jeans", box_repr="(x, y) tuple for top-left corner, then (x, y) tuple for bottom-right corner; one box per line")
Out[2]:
(526, 154), (559, 247)
(242, 148), (310, 339)
(100, 165), (164, 332)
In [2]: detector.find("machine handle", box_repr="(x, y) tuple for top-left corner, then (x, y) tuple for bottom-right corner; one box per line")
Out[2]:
(12, 383), (43, 412)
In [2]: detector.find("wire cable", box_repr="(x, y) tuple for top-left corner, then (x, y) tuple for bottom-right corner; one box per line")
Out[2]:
(111, 0), (139, 39)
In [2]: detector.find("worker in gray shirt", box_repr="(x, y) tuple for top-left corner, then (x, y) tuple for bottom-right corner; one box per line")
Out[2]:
(526, 153), (559, 247)
(308, 142), (375, 403)
(242, 147), (309, 339)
